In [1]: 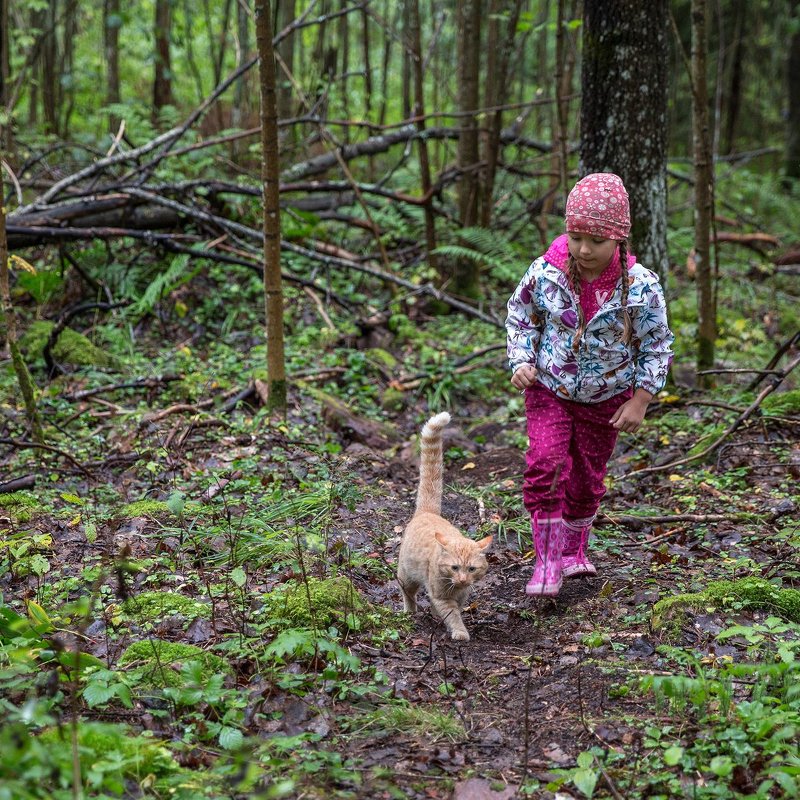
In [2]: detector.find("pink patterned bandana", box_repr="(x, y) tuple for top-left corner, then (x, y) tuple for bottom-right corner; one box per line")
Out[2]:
(565, 172), (631, 241)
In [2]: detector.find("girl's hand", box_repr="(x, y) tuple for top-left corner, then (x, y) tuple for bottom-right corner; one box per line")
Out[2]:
(610, 389), (653, 432)
(511, 364), (537, 390)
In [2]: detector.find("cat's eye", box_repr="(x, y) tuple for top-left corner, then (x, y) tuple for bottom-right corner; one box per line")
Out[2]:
(451, 565), (458, 571)
(468, 566), (476, 572)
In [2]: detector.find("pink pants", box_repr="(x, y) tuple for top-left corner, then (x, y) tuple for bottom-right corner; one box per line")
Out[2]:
(522, 383), (631, 519)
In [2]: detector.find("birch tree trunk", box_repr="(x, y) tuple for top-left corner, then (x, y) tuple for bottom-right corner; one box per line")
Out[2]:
(255, 0), (287, 412)
(691, 0), (716, 377)
(581, 0), (670, 279)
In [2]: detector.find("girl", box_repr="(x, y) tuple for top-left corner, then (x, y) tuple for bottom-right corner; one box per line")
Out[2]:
(506, 173), (674, 596)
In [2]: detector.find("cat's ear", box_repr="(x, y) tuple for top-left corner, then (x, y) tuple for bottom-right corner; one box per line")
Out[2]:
(434, 531), (449, 549)
(476, 535), (493, 550)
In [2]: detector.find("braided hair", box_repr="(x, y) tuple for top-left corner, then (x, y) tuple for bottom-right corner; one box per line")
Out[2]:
(568, 241), (633, 354)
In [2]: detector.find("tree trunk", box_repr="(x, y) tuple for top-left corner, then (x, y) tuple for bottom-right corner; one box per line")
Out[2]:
(691, 0), (715, 377)
(104, 0), (121, 135)
(275, 0), (296, 127)
(401, 3), (412, 120)
(0, 0), (11, 153)
(0, 160), (44, 442)
(581, 0), (670, 281)
(408, 0), (437, 272)
(232, 0), (252, 158)
(787, 0), (800, 180)
(720, 0), (745, 156)
(480, 0), (523, 229)
(454, 0), (482, 299)
(60, 0), (78, 137)
(153, 0), (174, 120)
(41, 0), (58, 135)
(255, 0), (287, 412)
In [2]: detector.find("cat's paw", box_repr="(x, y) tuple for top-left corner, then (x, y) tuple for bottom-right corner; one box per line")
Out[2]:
(451, 630), (470, 642)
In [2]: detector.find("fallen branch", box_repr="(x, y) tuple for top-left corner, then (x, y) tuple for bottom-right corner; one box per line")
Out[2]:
(0, 438), (91, 475)
(631, 351), (800, 476)
(65, 375), (183, 402)
(600, 512), (760, 526)
(0, 475), (36, 493)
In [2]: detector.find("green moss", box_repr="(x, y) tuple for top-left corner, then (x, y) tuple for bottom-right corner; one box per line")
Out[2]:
(0, 491), (38, 522)
(38, 721), (178, 778)
(652, 578), (800, 631)
(762, 389), (800, 416)
(262, 576), (371, 630)
(118, 639), (229, 688)
(123, 591), (211, 624)
(20, 320), (121, 369)
(120, 499), (173, 518)
(365, 348), (398, 369)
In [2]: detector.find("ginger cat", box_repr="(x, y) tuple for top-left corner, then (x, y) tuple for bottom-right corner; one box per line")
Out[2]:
(397, 412), (492, 641)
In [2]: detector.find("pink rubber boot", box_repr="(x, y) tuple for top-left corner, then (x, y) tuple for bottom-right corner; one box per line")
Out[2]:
(525, 514), (563, 596)
(562, 517), (597, 578)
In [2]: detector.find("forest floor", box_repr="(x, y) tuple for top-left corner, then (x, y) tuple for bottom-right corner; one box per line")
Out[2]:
(3, 367), (798, 799)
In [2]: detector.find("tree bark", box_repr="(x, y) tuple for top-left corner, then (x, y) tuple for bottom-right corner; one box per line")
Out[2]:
(787, 0), (800, 180)
(408, 0), (437, 273)
(480, 0), (523, 229)
(275, 0), (296, 127)
(720, 0), (745, 156)
(454, 0), (482, 299)
(581, 0), (670, 281)
(41, 0), (58, 135)
(153, 0), (174, 120)
(104, 0), (122, 135)
(255, 0), (287, 412)
(691, 0), (716, 377)
(0, 0), (9, 143)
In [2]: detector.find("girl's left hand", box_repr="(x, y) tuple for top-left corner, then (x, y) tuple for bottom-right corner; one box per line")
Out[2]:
(610, 392), (652, 432)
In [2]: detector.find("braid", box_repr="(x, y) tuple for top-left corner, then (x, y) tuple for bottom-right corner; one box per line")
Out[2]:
(567, 254), (586, 353)
(618, 240), (633, 346)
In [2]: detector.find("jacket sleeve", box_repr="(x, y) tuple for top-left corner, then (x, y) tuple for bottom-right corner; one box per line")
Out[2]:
(631, 276), (674, 395)
(506, 260), (545, 373)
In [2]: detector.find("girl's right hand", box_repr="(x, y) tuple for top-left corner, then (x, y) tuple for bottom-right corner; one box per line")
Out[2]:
(511, 364), (537, 390)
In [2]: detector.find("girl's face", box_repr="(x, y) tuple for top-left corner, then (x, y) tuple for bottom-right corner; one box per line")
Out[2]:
(567, 232), (618, 278)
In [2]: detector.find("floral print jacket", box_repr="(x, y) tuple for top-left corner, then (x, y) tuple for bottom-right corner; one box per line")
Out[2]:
(506, 244), (674, 403)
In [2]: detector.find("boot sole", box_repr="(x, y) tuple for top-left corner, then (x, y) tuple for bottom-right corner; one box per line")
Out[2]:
(525, 580), (563, 596)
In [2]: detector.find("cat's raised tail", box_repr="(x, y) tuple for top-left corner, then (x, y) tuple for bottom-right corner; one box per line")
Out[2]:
(414, 412), (451, 516)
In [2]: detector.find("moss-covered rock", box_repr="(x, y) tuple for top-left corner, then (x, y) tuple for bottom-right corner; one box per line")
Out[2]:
(20, 320), (121, 370)
(0, 491), (38, 522)
(123, 591), (211, 625)
(652, 577), (800, 631)
(120, 499), (173, 518)
(118, 639), (229, 688)
(261, 576), (371, 630)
